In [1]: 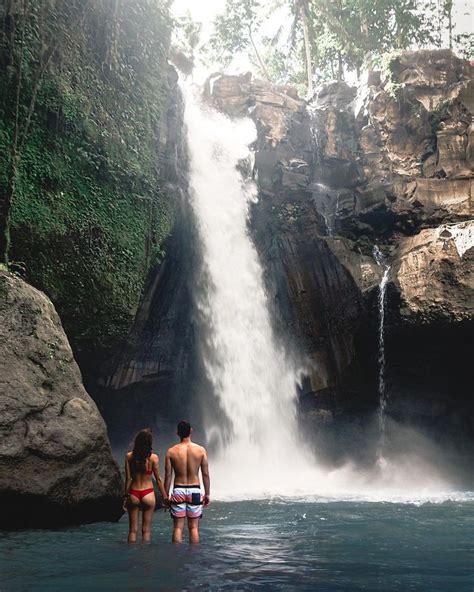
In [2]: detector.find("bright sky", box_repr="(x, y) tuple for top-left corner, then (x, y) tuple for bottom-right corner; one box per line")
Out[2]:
(171, 0), (289, 81)
(171, 0), (473, 33)
(172, 0), (224, 24)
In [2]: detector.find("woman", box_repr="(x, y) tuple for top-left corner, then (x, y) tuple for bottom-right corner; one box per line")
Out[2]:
(123, 428), (168, 543)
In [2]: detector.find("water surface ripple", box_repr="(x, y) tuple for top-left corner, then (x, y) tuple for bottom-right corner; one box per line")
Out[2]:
(1, 500), (473, 591)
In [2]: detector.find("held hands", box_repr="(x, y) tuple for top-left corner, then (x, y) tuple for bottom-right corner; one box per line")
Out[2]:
(203, 494), (210, 507)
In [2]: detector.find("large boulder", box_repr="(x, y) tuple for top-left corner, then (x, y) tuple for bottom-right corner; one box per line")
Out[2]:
(0, 271), (123, 528)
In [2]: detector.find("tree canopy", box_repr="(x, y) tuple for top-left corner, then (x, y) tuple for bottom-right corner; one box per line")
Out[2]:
(208, 0), (473, 93)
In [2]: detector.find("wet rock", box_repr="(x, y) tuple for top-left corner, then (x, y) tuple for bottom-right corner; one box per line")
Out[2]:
(435, 113), (473, 179)
(207, 72), (312, 196)
(207, 53), (473, 412)
(394, 221), (474, 323)
(205, 72), (254, 117)
(312, 81), (357, 110)
(400, 178), (472, 220)
(0, 271), (122, 528)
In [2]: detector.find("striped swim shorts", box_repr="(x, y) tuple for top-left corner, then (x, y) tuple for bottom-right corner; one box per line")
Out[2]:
(170, 485), (203, 519)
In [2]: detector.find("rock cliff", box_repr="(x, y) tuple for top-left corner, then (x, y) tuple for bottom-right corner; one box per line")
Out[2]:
(89, 69), (197, 442)
(0, 271), (122, 528)
(207, 50), (473, 450)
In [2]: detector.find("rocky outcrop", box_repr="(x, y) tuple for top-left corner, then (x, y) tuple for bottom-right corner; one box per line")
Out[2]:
(206, 73), (313, 194)
(208, 50), (474, 447)
(349, 50), (473, 230)
(0, 271), (122, 528)
(396, 221), (474, 323)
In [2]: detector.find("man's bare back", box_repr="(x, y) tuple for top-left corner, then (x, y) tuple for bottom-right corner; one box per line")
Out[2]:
(166, 441), (207, 485)
(164, 421), (210, 543)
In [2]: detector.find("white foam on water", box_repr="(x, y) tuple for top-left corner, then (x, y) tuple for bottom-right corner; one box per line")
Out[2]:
(181, 81), (471, 505)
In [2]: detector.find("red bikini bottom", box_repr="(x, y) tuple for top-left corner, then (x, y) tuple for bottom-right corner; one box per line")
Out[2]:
(130, 488), (154, 500)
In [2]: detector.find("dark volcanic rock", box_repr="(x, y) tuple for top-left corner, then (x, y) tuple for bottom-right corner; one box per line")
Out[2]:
(0, 271), (122, 528)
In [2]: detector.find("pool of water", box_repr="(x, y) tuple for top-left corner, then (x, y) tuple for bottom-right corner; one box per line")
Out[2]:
(1, 499), (473, 591)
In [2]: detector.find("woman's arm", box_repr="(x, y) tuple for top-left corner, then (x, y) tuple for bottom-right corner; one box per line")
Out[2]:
(164, 450), (173, 497)
(152, 455), (169, 502)
(123, 454), (132, 510)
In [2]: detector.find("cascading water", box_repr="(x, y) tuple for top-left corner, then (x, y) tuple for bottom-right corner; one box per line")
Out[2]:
(373, 245), (391, 462)
(182, 83), (315, 497)
(181, 81), (456, 500)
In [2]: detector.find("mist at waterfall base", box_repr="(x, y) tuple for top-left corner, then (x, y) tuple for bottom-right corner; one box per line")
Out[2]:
(181, 82), (472, 503)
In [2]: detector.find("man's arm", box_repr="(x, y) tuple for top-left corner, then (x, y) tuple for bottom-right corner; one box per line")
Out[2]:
(201, 448), (210, 506)
(164, 450), (173, 497)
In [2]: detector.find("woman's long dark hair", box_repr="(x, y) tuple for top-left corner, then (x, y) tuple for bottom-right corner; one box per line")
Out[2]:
(131, 428), (153, 473)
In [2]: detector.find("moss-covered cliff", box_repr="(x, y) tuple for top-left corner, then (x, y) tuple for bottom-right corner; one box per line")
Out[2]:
(0, 0), (176, 357)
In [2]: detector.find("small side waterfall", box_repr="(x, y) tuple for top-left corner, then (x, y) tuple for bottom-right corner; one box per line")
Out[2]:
(373, 246), (391, 461)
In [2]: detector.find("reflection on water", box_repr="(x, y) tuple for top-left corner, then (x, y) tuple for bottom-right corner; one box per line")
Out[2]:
(1, 499), (473, 591)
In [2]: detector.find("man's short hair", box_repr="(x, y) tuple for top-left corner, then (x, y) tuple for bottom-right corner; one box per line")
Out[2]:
(177, 420), (191, 438)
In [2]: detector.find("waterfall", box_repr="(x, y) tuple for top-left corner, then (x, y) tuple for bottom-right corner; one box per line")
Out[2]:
(182, 84), (314, 497)
(179, 83), (452, 500)
(373, 245), (391, 461)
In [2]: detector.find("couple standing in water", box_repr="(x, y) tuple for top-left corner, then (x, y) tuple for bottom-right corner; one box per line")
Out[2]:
(123, 421), (210, 544)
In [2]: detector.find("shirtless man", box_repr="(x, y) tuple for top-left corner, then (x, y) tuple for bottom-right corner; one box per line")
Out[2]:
(164, 420), (210, 544)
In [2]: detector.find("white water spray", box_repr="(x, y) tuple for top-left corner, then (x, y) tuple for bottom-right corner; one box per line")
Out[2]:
(181, 83), (463, 502)
(373, 245), (391, 462)
(183, 84), (315, 497)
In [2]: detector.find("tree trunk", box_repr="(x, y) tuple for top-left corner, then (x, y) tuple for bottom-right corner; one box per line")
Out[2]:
(106, 0), (121, 69)
(445, 0), (453, 50)
(248, 26), (271, 81)
(298, 0), (313, 96)
(337, 51), (343, 81)
(0, 165), (16, 266)
(436, 0), (442, 47)
(0, 0), (26, 265)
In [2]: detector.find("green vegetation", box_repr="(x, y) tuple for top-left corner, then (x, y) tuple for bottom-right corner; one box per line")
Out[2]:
(376, 51), (406, 98)
(0, 0), (174, 354)
(208, 0), (473, 94)
(211, 0), (272, 81)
